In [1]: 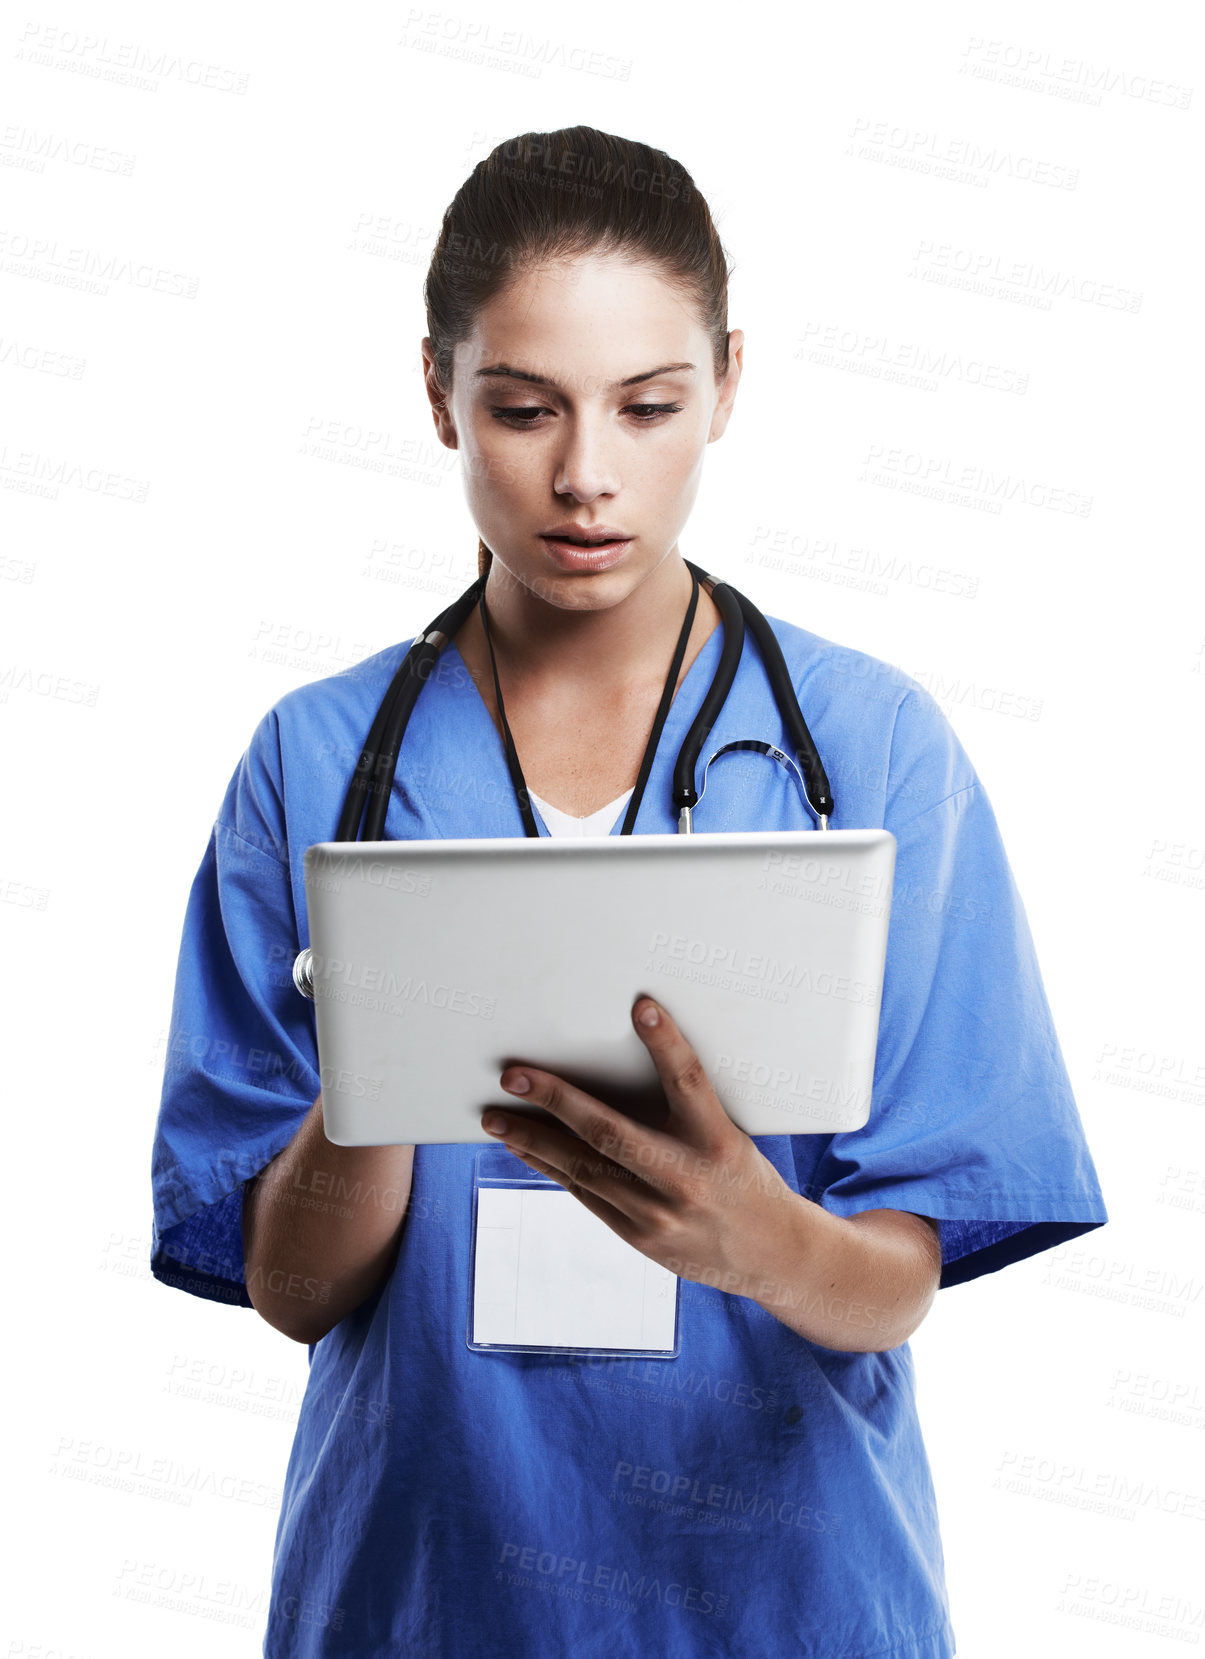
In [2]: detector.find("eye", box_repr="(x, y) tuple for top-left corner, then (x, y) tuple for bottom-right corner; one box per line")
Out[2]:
(624, 402), (685, 421)
(490, 407), (547, 426)
(489, 402), (685, 427)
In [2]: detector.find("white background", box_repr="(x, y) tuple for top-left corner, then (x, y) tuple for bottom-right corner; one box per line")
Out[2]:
(3, 2), (1203, 1654)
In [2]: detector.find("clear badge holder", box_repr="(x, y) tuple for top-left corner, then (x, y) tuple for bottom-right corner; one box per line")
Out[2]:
(467, 1145), (681, 1359)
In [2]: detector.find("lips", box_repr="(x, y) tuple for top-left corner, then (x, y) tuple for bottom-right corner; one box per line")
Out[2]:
(544, 535), (622, 547)
(540, 526), (630, 545)
(538, 529), (633, 571)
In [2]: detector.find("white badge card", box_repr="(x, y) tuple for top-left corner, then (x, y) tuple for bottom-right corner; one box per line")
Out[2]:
(467, 1146), (681, 1358)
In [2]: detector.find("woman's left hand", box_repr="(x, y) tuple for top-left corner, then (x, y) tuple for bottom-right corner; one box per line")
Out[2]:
(479, 994), (801, 1298)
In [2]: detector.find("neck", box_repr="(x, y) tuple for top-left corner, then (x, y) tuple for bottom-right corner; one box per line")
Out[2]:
(478, 550), (707, 694)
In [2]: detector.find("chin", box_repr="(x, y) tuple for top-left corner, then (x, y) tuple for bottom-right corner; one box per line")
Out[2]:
(495, 552), (649, 606)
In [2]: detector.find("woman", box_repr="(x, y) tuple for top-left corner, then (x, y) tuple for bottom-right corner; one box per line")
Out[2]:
(151, 126), (1109, 1658)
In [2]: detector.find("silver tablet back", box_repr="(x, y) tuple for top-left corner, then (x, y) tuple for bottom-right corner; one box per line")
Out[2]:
(304, 829), (896, 1145)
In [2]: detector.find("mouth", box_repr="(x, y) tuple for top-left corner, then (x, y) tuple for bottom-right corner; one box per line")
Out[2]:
(542, 534), (624, 546)
(538, 530), (633, 570)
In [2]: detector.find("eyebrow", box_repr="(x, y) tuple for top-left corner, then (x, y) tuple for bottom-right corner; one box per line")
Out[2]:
(475, 361), (696, 389)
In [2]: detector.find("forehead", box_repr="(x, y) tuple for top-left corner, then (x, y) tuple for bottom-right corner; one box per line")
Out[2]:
(461, 252), (703, 384)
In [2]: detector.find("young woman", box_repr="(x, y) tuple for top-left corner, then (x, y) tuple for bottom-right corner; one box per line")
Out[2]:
(151, 126), (1109, 1658)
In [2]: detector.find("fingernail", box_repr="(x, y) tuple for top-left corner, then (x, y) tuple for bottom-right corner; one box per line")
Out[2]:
(482, 1112), (507, 1134)
(502, 1073), (531, 1094)
(637, 1000), (659, 1028)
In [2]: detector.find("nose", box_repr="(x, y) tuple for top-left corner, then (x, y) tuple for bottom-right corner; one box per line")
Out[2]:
(551, 411), (620, 502)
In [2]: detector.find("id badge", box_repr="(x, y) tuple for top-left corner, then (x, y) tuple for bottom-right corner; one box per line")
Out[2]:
(467, 1146), (681, 1358)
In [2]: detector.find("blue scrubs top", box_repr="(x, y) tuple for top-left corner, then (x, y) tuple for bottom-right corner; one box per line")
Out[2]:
(150, 611), (1109, 1659)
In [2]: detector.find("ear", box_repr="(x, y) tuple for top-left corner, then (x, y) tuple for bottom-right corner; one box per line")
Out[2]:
(421, 337), (458, 449)
(708, 328), (744, 443)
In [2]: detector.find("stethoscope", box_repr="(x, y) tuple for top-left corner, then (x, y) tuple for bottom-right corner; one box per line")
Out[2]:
(293, 556), (832, 1000)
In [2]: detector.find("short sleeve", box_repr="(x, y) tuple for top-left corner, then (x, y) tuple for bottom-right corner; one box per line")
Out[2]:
(150, 711), (320, 1306)
(811, 690), (1109, 1288)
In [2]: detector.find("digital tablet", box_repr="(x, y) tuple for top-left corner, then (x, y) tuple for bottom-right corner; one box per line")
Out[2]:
(303, 829), (896, 1145)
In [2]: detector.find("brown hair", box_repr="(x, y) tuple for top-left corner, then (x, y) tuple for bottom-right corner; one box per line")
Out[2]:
(422, 126), (734, 580)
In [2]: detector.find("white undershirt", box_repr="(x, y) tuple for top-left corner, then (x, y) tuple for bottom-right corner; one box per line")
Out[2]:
(527, 786), (635, 837)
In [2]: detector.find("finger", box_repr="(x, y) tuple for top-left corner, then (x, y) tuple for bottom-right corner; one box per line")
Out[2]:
(482, 1109), (595, 1191)
(629, 995), (734, 1158)
(489, 1069), (681, 1211)
(503, 1141), (608, 1207)
(490, 1113), (615, 1193)
(502, 1130), (651, 1239)
(507, 1140), (652, 1255)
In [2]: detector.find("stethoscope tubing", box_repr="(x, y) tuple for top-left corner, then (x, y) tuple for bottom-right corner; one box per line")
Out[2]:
(295, 561), (834, 998)
(336, 560), (833, 843)
(336, 574), (489, 843)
